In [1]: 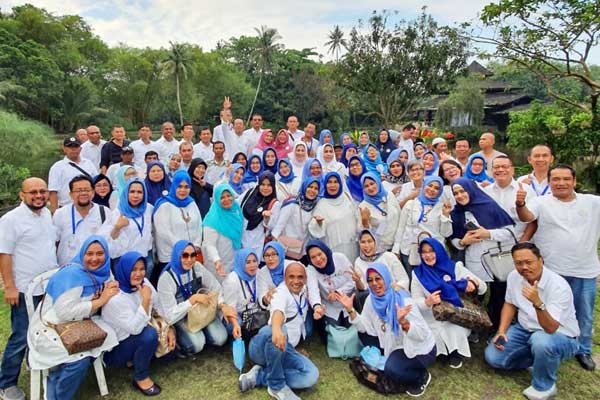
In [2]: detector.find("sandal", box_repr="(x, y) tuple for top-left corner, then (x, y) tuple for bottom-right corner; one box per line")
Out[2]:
(132, 380), (162, 396)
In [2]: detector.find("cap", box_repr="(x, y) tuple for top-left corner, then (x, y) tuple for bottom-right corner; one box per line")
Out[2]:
(432, 137), (447, 147)
(121, 146), (134, 153)
(63, 137), (81, 147)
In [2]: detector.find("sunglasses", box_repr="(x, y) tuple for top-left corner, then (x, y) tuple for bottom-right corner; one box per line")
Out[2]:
(181, 252), (197, 260)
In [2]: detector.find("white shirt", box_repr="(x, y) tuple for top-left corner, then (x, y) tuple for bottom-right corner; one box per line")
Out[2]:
(243, 127), (262, 153)
(106, 163), (144, 190)
(201, 226), (235, 282)
(299, 138), (319, 158)
(517, 174), (552, 197)
(205, 160), (228, 185)
(48, 157), (98, 207)
(98, 205), (154, 258)
(0, 203), (58, 293)
(153, 201), (203, 263)
(354, 252), (410, 290)
(155, 136), (181, 163)
(269, 283), (316, 347)
(80, 139), (106, 169)
(53, 203), (110, 265)
(484, 180), (535, 238)
(307, 253), (355, 320)
(193, 142), (214, 162)
(505, 268), (579, 337)
(130, 139), (159, 170)
(220, 122), (250, 160)
(288, 129), (304, 142)
(220, 272), (258, 314)
(527, 193), (600, 278)
(397, 137), (415, 161)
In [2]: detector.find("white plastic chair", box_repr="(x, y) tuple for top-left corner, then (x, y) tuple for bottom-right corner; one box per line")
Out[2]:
(25, 268), (109, 399)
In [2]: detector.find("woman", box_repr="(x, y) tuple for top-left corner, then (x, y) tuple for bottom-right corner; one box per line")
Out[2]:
(256, 241), (286, 309)
(144, 161), (171, 206)
(202, 184), (244, 282)
(157, 240), (227, 356)
(232, 152), (248, 168)
(242, 154), (264, 191)
(363, 144), (388, 174)
(394, 176), (452, 278)
(337, 263), (436, 397)
(414, 142), (427, 160)
(92, 174), (113, 207)
(464, 154), (494, 187)
(273, 129), (293, 160)
(110, 165), (138, 209)
(398, 160), (426, 208)
(272, 176), (320, 260)
(319, 129), (334, 148)
(357, 132), (370, 156)
(340, 143), (359, 168)
(275, 158), (300, 201)
(238, 171), (279, 257)
(383, 150), (410, 198)
(166, 153), (182, 180)
(254, 129), (276, 156)
(438, 159), (463, 206)
(376, 129), (396, 162)
(346, 155), (366, 203)
(188, 158), (213, 219)
(27, 236), (119, 400)
(223, 163), (245, 196)
(301, 158), (323, 182)
(308, 171), (359, 261)
(411, 238), (486, 369)
(316, 143), (345, 176)
(153, 170), (203, 283)
(357, 172), (402, 251)
(261, 147), (278, 174)
(103, 252), (174, 396)
(340, 132), (353, 147)
(422, 151), (439, 176)
(289, 141), (308, 176)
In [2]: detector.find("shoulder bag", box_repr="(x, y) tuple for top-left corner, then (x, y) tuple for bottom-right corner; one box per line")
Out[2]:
(325, 323), (362, 360)
(238, 277), (269, 338)
(481, 228), (518, 282)
(431, 294), (492, 332)
(148, 312), (171, 358)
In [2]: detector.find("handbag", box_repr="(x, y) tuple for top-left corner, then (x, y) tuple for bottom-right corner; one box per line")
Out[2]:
(408, 231), (432, 265)
(432, 295), (492, 331)
(481, 228), (518, 282)
(325, 323), (362, 360)
(278, 236), (304, 260)
(149, 313), (171, 358)
(239, 277), (269, 337)
(349, 356), (404, 394)
(186, 288), (218, 333)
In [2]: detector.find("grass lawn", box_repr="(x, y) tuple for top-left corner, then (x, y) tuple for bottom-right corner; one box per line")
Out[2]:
(0, 289), (599, 400)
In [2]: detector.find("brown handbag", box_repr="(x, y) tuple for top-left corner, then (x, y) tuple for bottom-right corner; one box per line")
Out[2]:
(432, 295), (492, 332)
(149, 313), (171, 358)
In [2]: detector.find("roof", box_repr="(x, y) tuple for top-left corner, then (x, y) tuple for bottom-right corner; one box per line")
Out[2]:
(468, 61), (494, 77)
(417, 91), (531, 111)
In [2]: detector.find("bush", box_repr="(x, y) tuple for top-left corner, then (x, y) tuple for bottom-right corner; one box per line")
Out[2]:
(0, 161), (29, 208)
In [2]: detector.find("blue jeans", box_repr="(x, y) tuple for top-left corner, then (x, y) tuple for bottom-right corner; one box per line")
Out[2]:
(0, 293), (41, 389)
(485, 323), (578, 391)
(103, 326), (158, 381)
(46, 357), (92, 400)
(384, 346), (436, 387)
(175, 317), (227, 355)
(249, 325), (319, 391)
(562, 276), (596, 355)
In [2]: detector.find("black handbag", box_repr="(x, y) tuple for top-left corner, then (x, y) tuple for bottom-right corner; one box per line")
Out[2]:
(238, 278), (269, 338)
(349, 357), (404, 394)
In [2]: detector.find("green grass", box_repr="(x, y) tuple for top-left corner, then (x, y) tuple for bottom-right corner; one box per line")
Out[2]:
(1, 289), (599, 399)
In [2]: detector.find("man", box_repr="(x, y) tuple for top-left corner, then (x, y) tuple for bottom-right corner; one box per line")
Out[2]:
(485, 242), (579, 400)
(220, 97), (250, 158)
(106, 146), (142, 185)
(179, 141), (194, 171)
(517, 145), (554, 197)
(75, 128), (88, 143)
(243, 113), (264, 151)
(144, 150), (159, 165)
(286, 115), (304, 142)
(48, 137), (98, 213)
(454, 138), (471, 170)
(180, 123), (195, 145)
(100, 125), (130, 174)
(213, 108), (233, 143)
(155, 122), (181, 163)
(0, 178), (58, 400)
(397, 124), (415, 161)
(52, 175), (110, 265)
(516, 164), (600, 371)
(431, 137), (453, 161)
(205, 141), (228, 184)
(239, 262), (322, 400)
(130, 124), (158, 170)
(474, 132), (505, 174)
(299, 122), (319, 158)
(192, 127), (214, 162)
(80, 125), (106, 170)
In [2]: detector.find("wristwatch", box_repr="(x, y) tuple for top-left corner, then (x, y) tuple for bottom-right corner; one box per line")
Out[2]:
(534, 302), (546, 311)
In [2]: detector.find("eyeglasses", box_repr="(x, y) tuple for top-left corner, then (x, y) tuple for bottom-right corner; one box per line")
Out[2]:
(72, 189), (92, 194)
(263, 253), (278, 258)
(23, 189), (48, 196)
(181, 252), (197, 260)
(88, 131), (100, 134)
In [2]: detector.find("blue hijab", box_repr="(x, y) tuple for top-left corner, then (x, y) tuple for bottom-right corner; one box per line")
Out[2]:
(243, 154), (264, 184)
(154, 170), (194, 213)
(301, 158), (323, 182)
(305, 240), (335, 275)
(386, 149), (407, 168)
(366, 262), (407, 336)
(450, 177), (514, 239)
(414, 142), (427, 160)
(339, 132), (351, 146)
(262, 147), (278, 174)
(323, 171), (343, 199)
(465, 154), (494, 183)
(361, 172), (388, 207)
(228, 163), (245, 195)
(319, 129), (333, 146)
(46, 236), (112, 302)
(277, 158), (295, 184)
(263, 241), (285, 286)
(417, 176), (444, 223)
(203, 184), (244, 249)
(144, 161), (171, 206)
(423, 151), (439, 176)
(347, 155), (366, 202)
(341, 143), (359, 167)
(233, 248), (259, 282)
(376, 130), (396, 162)
(163, 240), (196, 300)
(114, 165), (137, 199)
(282, 176), (320, 212)
(114, 251), (145, 294)
(118, 178), (147, 219)
(363, 144), (388, 174)
(414, 238), (467, 307)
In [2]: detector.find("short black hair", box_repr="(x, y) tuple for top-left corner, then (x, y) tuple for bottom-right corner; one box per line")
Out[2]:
(199, 126), (211, 133)
(402, 123), (416, 131)
(138, 124), (151, 130)
(455, 137), (471, 147)
(548, 164), (575, 180)
(144, 150), (159, 160)
(491, 155), (512, 167)
(511, 242), (542, 259)
(69, 175), (93, 192)
(213, 140), (225, 148)
(181, 122), (194, 130)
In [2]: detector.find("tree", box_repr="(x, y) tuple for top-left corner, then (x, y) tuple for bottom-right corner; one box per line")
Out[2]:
(325, 25), (347, 62)
(339, 10), (469, 126)
(161, 42), (192, 126)
(435, 76), (485, 129)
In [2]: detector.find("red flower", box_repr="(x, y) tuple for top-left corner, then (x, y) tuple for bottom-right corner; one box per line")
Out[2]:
(421, 130), (431, 138)
(426, 143), (432, 149)
(445, 132), (455, 139)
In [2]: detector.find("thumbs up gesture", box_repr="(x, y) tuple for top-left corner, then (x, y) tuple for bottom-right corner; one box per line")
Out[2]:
(515, 182), (527, 206)
(442, 201), (452, 217)
(522, 280), (541, 305)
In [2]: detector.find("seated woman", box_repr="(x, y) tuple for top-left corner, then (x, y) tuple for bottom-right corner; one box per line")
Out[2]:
(27, 236), (119, 400)
(337, 263), (436, 397)
(242, 155), (264, 192)
(144, 161), (171, 206)
(464, 154), (494, 188)
(156, 240), (227, 356)
(275, 158), (300, 202)
(103, 252), (175, 396)
(256, 241), (286, 309)
(411, 238), (486, 369)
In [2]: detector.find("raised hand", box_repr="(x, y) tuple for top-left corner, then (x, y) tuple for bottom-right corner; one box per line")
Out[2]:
(442, 201), (452, 217)
(425, 290), (442, 307)
(223, 96), (232, 110)
(522, 280), (542, 306)
(516, 182), (528, 206)
(395, 303), (413, 323)
(337, 292), (355, 311)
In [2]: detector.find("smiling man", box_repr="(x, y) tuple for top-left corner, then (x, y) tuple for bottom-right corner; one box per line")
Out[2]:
(517, 145), (555, 197)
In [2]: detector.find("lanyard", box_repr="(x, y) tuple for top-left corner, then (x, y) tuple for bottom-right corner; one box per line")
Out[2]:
(71, 205), (84, 235)
(292, 293), (307, 316)
(131, 215), (145, 236)
(177, 270), (193, 300)
(418, 202), (432, 223)
(244, 280), (257, 303)
(529, 175), (549, 196)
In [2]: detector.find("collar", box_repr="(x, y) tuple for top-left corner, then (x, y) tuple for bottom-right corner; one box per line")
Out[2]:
(18, 201), (46, 217)
(493, 179), (518, 191)
(63, 156), (81, 164)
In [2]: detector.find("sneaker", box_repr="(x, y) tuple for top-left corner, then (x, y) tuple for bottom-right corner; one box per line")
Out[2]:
(405, 371), (432, 397)
(449, 353), (463, 369)
(522, 384), (557, 400)
(239, 365), (262, 392)
(0, 386), (25, 400)
(267, 384), (301, 400)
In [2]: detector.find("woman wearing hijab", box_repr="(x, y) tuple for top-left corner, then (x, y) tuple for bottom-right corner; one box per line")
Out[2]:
(340, 132), (353, 147)
(383, 149), (410, 198)
(242, 154), (264, 192)
(272, 129), (294, 160)
(103, 252), (173, 396)
(376, 129), (396, 163)
(394, 176), (453, 277)
(450, 177), (516, 328)
(256, 242), (286, 309)
(301, 158), (323, 183)
(340, 143), (359, 169)
(202, 184), (244, 282)
(254, 129), (276, 157)
(238, 171), (280, 257)
(357, 172), (402, 251)
(318, 129), (334, 147)
(262, 147), (279, 174)
(165, 153), (182, 180)
(422, 151), (439, 177)
(216, 163), (245, 196)
(337, 263), (436, 397)
(464, 154), (494, 187)
(363, 144), (388, 174)
(156, 240), (226, 356)
(232, 152), (248, 168)
(357, 132), (370, 156)
(411, 238), (486, 369)
(288, 141), (308, 176)
(144, 161), (171, 206)
(92, 174), (113, 207)
(153, 170), (203, 283)
(414, 142), (427, 160)
(346, 155), (366, 203)
(109, 165), (138, 209)
(308, 172), (359, 261)
(187, 158), (213, 219)
(275, 158), (300, 201)
(27, 236), (119, 400)
(316, 143), (345, 176)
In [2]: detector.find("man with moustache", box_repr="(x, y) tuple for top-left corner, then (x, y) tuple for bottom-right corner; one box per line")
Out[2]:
(517, 145), (555, 197)
(244, 114), (264, 151)
(0, 178), (58, 400)
(454, 138), (471, 170)
(80, 125), (106, 169)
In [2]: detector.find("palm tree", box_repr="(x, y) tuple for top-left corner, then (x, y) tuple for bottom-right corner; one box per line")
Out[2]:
(325, 25), (347, 62)
(161, 42), (191, 126)
(247, 26), (282, 124)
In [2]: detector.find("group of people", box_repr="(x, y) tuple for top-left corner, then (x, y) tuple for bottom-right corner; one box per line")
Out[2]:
(0, 98), (598, 400)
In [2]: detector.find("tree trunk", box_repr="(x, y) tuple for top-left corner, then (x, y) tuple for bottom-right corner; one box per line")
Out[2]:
(176, 73), (183, 127)
(247, 73), (263, 126)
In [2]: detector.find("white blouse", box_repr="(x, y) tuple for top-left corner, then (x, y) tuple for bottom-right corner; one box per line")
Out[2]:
(354, 252), (410, 291)
(271, 202), (313, 255)
(99, 205), (154, 259)
(357, 192), (403, 250)
(153, 201), (203, 263)
(220, 271), (260, 314)
(307, 252), (355, 321)
(201, 226), (236, 283)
